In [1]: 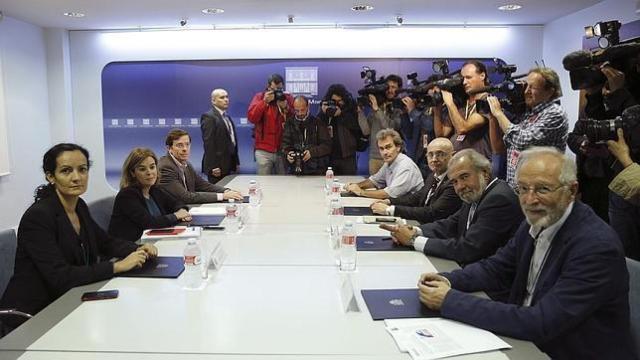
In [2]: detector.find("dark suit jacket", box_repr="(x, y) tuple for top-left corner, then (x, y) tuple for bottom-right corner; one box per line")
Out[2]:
(157, 154), (227, 204)
(390, 174), (461, 224)
(108, 185), (187, 242)
(441, 202), (635, 359)
(201, 108), (240, 182)
(0, 194), (137, 318)
(420, 179), (523, 265)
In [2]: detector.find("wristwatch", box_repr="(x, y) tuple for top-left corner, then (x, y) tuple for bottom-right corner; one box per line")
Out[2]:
(407, 229), (419, 247)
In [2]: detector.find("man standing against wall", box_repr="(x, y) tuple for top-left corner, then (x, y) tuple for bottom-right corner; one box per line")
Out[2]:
(201, 88), (239, 183)
(247, 74), (294, 175)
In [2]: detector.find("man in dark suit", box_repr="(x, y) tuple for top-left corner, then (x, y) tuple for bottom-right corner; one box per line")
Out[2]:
(382, 148), (522, 266)
(157, 129), (243, 204)
(370, 137), (461, 224)
(201, 88), (240, 184)
(417, 147), (634, 359)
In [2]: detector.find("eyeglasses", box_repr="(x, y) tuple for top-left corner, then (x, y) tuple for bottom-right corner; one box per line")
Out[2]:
(173, 143), (191, 149)
(515, 183), (566, 197)
(426, 151), (448, 159)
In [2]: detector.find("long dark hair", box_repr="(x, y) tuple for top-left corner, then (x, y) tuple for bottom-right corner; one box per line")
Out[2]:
(34, 143), (91, 202)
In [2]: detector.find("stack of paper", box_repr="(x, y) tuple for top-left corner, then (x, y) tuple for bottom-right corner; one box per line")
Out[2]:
(189, 207), (226, 216)
(384, 318), (511, 360)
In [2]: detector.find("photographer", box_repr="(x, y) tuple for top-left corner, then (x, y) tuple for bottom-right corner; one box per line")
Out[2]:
(247, 73), (294, 175)
(281, 96), (331, 175)
(317, 84), (362, 175)
(607, 128), (640, 260)
(357, 74), (404, 175)
(433, 60), (491, 160)
(487, 67), (569, 188)
(567, 62), (640, 222)
(401, 95), (435, 177)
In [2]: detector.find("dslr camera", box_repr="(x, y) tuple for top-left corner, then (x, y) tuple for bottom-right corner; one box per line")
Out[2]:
(323, 100), (339, 117)
(273, 89), (287, 102)
(583, 105), (640, 146)
(291, 144), (307, 176)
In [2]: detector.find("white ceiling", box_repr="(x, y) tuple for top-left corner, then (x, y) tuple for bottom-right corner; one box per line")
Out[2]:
(0, 0), (603, 31)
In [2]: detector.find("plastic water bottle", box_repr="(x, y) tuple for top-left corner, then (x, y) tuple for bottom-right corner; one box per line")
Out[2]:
(329, 197), (344, 251)
(255, 180), (263, 204)
(225, 199), (240, 234)
(325, 167), (334, 193)
(183, 239), (202, 289)
(330, 178), (341, 201)
(248, 180), (259, 207)
(340, 221), (357, 272)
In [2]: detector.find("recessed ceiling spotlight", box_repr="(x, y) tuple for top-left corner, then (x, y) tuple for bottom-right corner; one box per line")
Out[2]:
(63, 12), (85, 18)
(202, 8), (225, 15)
(498, 4), (522, 11)
(351, 5), (374, 12)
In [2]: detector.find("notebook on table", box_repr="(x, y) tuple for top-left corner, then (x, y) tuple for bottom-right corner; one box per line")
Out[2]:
(188, 215), (225, 227)
(116, 256), (185, 278)
(140, 226), (201, 240)
(361, 289), (440, 320)
(356, 236), (413, 251)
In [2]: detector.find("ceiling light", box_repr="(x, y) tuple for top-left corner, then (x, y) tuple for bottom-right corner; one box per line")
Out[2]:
(63, 12), (85, 18)
(498, 4), (522, 11)
(202, 8), (224, 15)
(351, 5), (374, 12)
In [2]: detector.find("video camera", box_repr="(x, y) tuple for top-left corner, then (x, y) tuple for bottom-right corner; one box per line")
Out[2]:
(474, 59), (527, 116)
(356, 67), (390, 107)
(562, 20), (640, 90)
(401, 60), (464, 110)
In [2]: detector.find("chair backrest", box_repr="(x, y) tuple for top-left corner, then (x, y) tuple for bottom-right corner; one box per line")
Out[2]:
(0, 228), (17, 298)
(627, 257), (640, 358)
(88, 196), (116, 232)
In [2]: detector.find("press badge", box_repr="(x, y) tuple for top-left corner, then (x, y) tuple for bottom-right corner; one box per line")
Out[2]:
(510, 149), (521, 168)
(456, 134), (466, 142)
(327, 125), (333, 138)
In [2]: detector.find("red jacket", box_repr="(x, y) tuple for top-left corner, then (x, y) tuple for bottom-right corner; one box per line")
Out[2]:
(247, 91), (294, 153)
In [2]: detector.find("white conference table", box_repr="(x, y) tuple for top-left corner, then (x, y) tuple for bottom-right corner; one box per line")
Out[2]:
(0, 175), (547, 360)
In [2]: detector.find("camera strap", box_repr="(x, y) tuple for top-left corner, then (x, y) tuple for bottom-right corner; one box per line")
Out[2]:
(464, 100), (477, 120)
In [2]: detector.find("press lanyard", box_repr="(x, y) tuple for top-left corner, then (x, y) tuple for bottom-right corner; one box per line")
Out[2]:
(464, 101), (476, 120)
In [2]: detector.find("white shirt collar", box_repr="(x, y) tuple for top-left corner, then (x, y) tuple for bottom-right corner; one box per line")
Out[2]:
(169, 152), (187, 169)
(528, 201), (574, 240)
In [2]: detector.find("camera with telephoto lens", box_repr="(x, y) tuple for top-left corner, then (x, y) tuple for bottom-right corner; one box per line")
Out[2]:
(583, 105), (640, 146)
(290, 143), (308, 176)
(323, 100), (339, 117)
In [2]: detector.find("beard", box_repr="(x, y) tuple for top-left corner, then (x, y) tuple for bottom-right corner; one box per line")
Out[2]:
(524, 205), (564, 228)
(459, 176), (487, 204)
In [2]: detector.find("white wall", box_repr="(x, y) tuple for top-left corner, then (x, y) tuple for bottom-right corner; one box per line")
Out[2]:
(45, 28), (74, 143)
(0, 16), (51, 230)
(69, 25), (544, 200)
(543, 0), (639, 127)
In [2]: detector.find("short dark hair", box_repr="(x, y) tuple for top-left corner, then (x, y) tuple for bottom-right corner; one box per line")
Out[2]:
(267, 73), (284, 85)
(462, 60), (489, 85)
(385, 74), (403, 89)
(165, 129), (191, 147)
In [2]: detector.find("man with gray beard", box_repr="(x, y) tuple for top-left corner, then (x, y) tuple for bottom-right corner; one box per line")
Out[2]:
(416, 147), (633, 359)
(381, 148), (522, 266)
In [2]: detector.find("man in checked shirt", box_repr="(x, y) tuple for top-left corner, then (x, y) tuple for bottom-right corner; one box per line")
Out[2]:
(487, 68), (569, 188)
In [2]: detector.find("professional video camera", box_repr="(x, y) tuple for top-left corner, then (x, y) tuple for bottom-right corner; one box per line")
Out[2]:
(474, 59), (527, 116)
(583, 105), (640, 147)
(356, 67), (389, 107)
(401, 60), (464, 110)
(562, 20), (640, 90)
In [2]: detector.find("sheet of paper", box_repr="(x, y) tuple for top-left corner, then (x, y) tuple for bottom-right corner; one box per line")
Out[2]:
(384, 318), (511, 360)
(189, 207), (227, 216)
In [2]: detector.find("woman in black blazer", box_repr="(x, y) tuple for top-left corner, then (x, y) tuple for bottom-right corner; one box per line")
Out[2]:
(0, 143), (156, 332)
(108, 148), (192, 242)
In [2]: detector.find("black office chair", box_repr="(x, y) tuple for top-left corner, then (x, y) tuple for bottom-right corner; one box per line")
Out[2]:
(88, 195), (116, 232)
(0, 228), (32, 338)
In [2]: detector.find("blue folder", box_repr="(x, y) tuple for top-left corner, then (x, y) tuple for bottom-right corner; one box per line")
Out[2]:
(344, 206), (373, 216)
(361, 289), (440, 320)
(356, 236), (413, 251)
(189, 215), (225, 226)
(117, 256), (185, 278)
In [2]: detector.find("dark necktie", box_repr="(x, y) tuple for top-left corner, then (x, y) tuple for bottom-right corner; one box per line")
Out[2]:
(223, 112), (236, 145)
(424, 177), (441, 205)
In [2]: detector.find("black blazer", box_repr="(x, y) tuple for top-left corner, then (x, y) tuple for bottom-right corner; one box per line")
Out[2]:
(108, 185), (186, 242)
(200, 108), (240, 182)
(420, 179), (523, 265)
(390, 174), (461, 224)
(0, 194), (137, 318)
